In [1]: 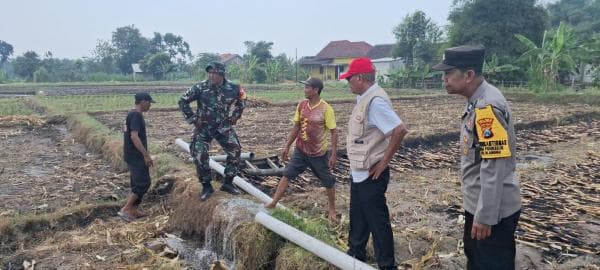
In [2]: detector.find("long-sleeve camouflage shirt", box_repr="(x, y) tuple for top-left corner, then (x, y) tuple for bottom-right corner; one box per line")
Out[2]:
(178, 79), (245, 126)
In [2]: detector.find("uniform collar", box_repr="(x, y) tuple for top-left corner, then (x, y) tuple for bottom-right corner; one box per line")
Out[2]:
(463, 80), (487, 116)
(356, 83), (379, 103)
(468, 80), (487, 104)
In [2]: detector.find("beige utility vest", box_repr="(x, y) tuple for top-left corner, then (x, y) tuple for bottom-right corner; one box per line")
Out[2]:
(347, 86), (391, 170)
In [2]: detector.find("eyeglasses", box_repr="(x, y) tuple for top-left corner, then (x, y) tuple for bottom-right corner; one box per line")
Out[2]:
(345, 75), (358, 82)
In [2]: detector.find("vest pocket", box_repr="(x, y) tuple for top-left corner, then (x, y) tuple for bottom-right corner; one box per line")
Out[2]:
(348, 149), (369, 170)
(348, 116), (364, 136)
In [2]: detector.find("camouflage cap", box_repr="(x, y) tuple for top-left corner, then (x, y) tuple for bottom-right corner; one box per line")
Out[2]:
(205, 61), (226, 75)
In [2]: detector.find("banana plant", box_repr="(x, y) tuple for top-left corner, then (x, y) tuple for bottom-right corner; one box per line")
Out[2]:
(516, 22), (580, 92)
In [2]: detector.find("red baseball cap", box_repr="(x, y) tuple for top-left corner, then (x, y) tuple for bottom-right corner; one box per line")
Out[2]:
(339, 57), (375, 80)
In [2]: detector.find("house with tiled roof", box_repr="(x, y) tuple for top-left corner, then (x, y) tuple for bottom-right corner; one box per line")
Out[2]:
(367, 44), (404, 81)
(298, 40), (373, 80)
(220, 53), (243, 66)
(299, 40), (404, 81)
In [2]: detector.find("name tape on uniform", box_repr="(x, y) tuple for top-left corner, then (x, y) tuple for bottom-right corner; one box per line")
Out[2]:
(475, 105), (512, 159)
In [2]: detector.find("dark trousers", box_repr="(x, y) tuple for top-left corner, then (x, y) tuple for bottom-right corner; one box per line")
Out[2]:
(126, 158), (151, 205)
(464, 210), (521, 270)
(347, 168), (396, 270)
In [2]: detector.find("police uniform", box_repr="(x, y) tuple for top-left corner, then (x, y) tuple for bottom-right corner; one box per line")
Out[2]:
(433, 46), (521, 270)
(178, 62), (246, 199)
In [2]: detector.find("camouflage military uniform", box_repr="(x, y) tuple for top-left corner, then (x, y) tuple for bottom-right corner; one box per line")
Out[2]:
(178, 79), (245, 187)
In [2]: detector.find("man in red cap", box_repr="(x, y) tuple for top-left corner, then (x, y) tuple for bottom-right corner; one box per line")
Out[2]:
(340, 57), (408, 270)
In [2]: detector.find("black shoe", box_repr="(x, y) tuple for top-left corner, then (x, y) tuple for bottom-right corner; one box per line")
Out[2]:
(199, 187), (214, 201)
(220, 183), (240, 195)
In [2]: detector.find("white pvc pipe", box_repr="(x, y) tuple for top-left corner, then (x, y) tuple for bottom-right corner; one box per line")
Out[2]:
(175, 138), (285, 209)
(211, 152), (255, 162)
(255, 212), (376, 270)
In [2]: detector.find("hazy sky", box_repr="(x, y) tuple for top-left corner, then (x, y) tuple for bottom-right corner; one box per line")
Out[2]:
(2, 0), (456, 59)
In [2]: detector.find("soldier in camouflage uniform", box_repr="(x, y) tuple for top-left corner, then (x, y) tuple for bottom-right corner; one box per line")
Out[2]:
(178, 62), (246, 201)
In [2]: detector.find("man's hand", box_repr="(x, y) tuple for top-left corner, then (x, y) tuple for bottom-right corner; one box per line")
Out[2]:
(368, 161), (388, 180)
(194, 119), (204, 129)
(281, 147), (290, 162)
(144, 154), (154, 167)
(228, 116), (239, 125)
(328, 152), (337, 172)
(471, 222), (491, 240)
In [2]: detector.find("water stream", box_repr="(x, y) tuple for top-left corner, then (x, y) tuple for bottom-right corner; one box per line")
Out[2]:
(160, 198), (265, 269)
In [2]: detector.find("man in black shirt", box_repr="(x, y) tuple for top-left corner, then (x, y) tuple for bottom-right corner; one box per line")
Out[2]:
(119, 92), (155, 221)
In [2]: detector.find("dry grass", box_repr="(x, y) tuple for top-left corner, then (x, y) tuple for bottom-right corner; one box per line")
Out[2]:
(274, 243), (334, 270)
(167, 179), (220, 238)
(231, 222), (283, 269)
(0, 115), (45, 127)
(67, 113), (125, 170)
(0, 202), (121, 264)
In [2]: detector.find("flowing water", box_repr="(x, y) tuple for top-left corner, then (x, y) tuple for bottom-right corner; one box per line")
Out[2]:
(162, 198), (266, 269)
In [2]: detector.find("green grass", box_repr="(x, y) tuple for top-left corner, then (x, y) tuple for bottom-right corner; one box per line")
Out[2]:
(251, 89), (354, 103)
(0, 98), (36, 116)
(270, 207), (342, 249)
(504, 87), (600, 106)
(31, 88), (442, 114)
(27, 84), (600, 115)
(34, 93), (183, 113)
(249, 87), (442, 103)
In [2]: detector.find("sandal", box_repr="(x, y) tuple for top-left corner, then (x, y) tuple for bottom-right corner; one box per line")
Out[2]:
(117, 211), (135, 222)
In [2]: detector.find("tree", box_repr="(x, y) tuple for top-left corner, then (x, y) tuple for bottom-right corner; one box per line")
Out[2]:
(194, 53), (220, 69)
(243, 41), (274, 64)
(0, 40), (14, 65)
(150, 32), (165, 54)
(516, 22), (580, 91)
(242, 55), (259, 83)
(448, 0), (548, 62)
(112, 25), (151, 74)
(12, 51), (41, 81)
(141, 52), (174, 80)
(482, 55), (521, 82)
(150, 32), (192, 62)
(90, 39), (118, 74)
(163, 33), (192, 61)
(548, 0), (600, 38)
(392, 11), (442, 67)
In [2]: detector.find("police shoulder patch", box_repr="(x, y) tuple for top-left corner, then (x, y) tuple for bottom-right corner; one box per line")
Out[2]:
(475, 105), (511, 159)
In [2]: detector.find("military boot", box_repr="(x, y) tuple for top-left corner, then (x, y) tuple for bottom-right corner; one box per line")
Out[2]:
(220, 177), (240, 195)
(199, 182), (214, 201)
